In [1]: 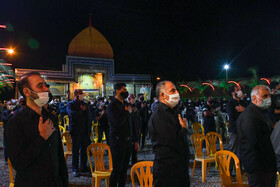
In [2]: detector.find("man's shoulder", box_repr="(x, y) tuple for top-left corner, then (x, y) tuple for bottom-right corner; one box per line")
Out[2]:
(8, 107), (29, 127)
(238, 104), (255, 119)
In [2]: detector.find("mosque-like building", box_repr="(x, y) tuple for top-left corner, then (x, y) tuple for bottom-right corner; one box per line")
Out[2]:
(15, 22), (151, 100)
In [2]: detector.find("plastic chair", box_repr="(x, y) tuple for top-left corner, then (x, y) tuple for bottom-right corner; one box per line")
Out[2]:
(61, 132), (72, 162)
(63, 115), (69, 130)
(87, 143), (112, 187)
(131, 161), (153, 187)
(58, 114), (62, 126)
(7, 158), (15, 187)
(192, 122), (205, 135)
(59, 125), (66, 144)
(225, 120), (230, 145)
(215, 150), (248, 187)
(206, 132), (223, 156)
(191, 133), (215, 183)
(277, 172), (280, 187)
(91, 123), (99, 143)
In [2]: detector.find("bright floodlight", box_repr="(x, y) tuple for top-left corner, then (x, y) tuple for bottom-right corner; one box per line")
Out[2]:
(224, 64), (229, 70)
(7, 48), (14, 54)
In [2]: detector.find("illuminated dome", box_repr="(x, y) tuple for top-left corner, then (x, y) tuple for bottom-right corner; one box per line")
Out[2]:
(68, 25), (113, 59)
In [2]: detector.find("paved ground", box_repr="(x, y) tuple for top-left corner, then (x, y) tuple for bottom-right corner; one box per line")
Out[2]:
(0, 124), (253, 187)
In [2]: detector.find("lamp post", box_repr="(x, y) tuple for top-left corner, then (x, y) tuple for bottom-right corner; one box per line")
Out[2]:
(224, 64), (229, 83)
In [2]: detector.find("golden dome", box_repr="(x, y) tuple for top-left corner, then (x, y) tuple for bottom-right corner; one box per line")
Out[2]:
(68, 25), (113, 59)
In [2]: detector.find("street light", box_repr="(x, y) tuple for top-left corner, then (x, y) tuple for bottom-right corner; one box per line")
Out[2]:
(0, 48), (15, 55)
(7, 48), (14, 55)
(223, 64), (230, 82)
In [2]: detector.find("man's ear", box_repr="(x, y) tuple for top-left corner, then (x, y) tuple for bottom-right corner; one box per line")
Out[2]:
(23, 87), (31, 97)
(252, 95), (257, 103)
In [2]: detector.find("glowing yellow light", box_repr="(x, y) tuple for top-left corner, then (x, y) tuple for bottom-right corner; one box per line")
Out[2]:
(7, 48), (14, 54)
(156, 77), (160, 80)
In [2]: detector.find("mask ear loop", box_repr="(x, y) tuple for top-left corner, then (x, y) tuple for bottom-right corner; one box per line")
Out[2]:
(27, 88), (38, 101)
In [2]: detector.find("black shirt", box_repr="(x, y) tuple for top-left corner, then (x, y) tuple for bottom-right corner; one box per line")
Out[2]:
(267, 94), (280, 124)
(6, 106), (68, 187)
(96, 108), (108, 128)
(202, 104), (216, 132)
(148, 102), (190, 185)
(107, 98), (130, 139)
(226, 99), (248, 134)
(237, 103), (276, 173)
(67, 99), (90, 136)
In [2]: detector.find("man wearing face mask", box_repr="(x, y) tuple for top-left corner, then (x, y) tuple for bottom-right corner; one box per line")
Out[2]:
(6, 72), (68, 186)
(267, 82), (280, 125)
(1, 100), (18, 164)
(107, 83), (131, 187)
(148, 81), (190, 187)
(226, 86), (248, 176)
(237, 85), (276, 186)
(127, 94), (140, 165)
(67, 89), (91, 177)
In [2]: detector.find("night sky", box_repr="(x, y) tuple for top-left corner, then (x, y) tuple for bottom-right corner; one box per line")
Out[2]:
(1, 1), (280, 82)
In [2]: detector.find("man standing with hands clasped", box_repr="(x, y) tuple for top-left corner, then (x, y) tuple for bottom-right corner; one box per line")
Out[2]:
(67, 89), (91, 177)
(7, 72), (68, 187)
(149, 81), (190, 187)
(107, 83), (139, 187)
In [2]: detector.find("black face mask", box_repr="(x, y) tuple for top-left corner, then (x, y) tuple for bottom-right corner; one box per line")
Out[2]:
(120, 91), (129, 99)
(140, 97), (144, 102)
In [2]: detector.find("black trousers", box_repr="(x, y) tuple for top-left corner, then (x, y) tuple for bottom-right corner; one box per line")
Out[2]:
(97, 126), (109, 145)
(3, 128), (7, 161)
(130, 144), (138, 165)
(71, 134), (90, 172)
(109, 138), (131, 187)
(154, 174), (190, 187)
(141, 122), (148, 147)
(248, 170), (276, 187)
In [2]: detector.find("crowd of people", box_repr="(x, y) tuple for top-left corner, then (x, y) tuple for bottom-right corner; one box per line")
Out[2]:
(0, 71), (280, 187)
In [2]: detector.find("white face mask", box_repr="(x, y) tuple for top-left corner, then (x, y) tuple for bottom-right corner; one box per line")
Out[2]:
(164, 92), (180, 108)
(29, 89), (49, 107)
(236, 90), (243, 98)
(257, 96), (271, 109)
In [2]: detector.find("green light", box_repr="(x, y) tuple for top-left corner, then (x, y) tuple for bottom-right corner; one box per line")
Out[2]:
(28, 38), (40, 49)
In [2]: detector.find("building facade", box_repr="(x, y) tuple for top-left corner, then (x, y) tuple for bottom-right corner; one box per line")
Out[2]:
(15, 23), (151, 100)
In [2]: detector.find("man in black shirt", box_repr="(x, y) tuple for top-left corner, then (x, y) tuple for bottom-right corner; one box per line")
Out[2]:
(267, 82), (280, 125)
(96, 100), (109, 144)
(2, 100), (18, 164)
(7, 72), (68, 186)
(226, 86), (247, 175)
(67, 89), (91, 177)
(149, 81), (190, 187)
(127, 94), (140, 165)
(237, 85), (276, 186)
(202, 97), (216, 134)
(107, 83), (131, 187)
(135, 93), (149, 149)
